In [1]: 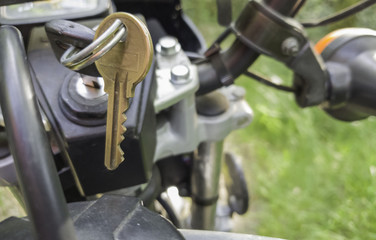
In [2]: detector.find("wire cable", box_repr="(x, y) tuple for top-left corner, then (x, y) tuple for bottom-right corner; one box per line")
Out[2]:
(291, 0), (307, 17)
(302, 0), (376, 28)
(157, 196), (181, 228)
(243, 71), (296, 93)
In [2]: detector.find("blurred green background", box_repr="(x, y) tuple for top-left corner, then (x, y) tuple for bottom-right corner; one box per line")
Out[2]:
(182, 0), (376, 239)
(1, 1), (376, 240)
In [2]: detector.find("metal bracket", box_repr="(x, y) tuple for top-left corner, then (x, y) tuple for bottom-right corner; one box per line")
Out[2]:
(153, 38), (253, 161)
(231, 1), (329, 107)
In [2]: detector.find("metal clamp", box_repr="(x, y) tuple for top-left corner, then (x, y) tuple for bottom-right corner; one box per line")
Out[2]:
(60, 19), (127, 71)
(231, 1), (329, 107)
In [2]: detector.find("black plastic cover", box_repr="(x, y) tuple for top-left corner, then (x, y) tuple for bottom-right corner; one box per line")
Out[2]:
(0, 195), (184, 240)
(113, 0), (206, 53)
(321, 30), (376, 121)
(0, 195), (284, 240)
(27, 23), (157, 196)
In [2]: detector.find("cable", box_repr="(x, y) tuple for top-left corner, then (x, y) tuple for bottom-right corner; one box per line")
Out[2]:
(157, 196), (181, 228)
(302, 0), (376, 28)
(291, 0), (307, 17)
(185, 51), (206, 62)
(243, 70), (296, 93)
(193, 28), (232, 66)
(211, 27), (232, 46)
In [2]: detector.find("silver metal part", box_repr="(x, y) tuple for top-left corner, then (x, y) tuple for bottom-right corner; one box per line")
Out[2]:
(81, 74), (102, 88)
(153, 38), (253, 231)
(191, 141), (224, 230)
(153, 38), (251, 231)
(76, 75), (106, 100)
(180, 229), (286, 240)
(60, 19), (127, 71)
(155, 36), (189, 70)
(154, 39), (253, 162)
(0, 109), (3, 127)
(170, 65), (191, 85)
(154, 82), (253, 161)
(281, 37), (300, 56)
(154, 66), (198, 113)
(156, 36), (181, 56)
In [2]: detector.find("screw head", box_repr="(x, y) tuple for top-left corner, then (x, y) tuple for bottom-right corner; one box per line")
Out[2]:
(156, 36), (181, 56)
(170, 65), (190, 84)
(230, 86), (246, 101)
(281, 37), (300, 56)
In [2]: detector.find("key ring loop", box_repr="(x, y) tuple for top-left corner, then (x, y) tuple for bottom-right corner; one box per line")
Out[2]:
(60, 19), (127, 71)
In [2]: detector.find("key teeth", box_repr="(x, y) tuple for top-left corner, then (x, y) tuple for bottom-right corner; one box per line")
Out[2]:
(118, 144), (124, 162)
(116, 113), (127, 163)
(117, 113), (127, 144)
(122, 112), (127, 122)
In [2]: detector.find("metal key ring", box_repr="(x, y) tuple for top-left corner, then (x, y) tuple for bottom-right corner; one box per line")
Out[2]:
(60, 19), (127, 71)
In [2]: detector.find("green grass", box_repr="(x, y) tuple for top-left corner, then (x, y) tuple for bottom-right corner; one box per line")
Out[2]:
(182, 0), (376, 239)
(0, 188), (24, 221)
(228, 59), (376, 240)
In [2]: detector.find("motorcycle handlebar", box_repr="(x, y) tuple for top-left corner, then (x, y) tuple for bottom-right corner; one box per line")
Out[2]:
(0, 26), (77, 240)
(197, 0), (376, 121)
(196, 0), (306, 95)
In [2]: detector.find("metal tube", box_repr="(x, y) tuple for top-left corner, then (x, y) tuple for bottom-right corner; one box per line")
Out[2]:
(197, 0), (305, 95)
(0, 26), (77, 240)
(191, 141), (224, 230)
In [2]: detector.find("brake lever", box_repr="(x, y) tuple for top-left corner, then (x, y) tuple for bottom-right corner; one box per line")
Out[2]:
(45, 19), (101, 77)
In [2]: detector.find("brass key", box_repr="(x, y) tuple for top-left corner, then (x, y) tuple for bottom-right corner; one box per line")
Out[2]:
(94, 13), (153, 170)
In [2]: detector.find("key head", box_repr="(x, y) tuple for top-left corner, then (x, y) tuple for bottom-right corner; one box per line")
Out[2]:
(94, 12), (153, 97)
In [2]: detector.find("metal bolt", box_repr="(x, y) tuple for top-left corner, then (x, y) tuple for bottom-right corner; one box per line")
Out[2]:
(156, 36), (181, 56)
(281, 37), (300, 56)
(170, 65), (190, 84)
(230, 86), (246, 101)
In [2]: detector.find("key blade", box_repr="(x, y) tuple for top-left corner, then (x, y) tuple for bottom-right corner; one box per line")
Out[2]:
(104, 74), (129, 170)
(95, 12), (154, 171)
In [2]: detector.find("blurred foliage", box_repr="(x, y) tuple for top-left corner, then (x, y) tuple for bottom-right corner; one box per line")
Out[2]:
(298, 0), (376, 42)
(182, 0), (376, 42)
(182, 0), (376, 239)
(0, 188), (24, 221)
